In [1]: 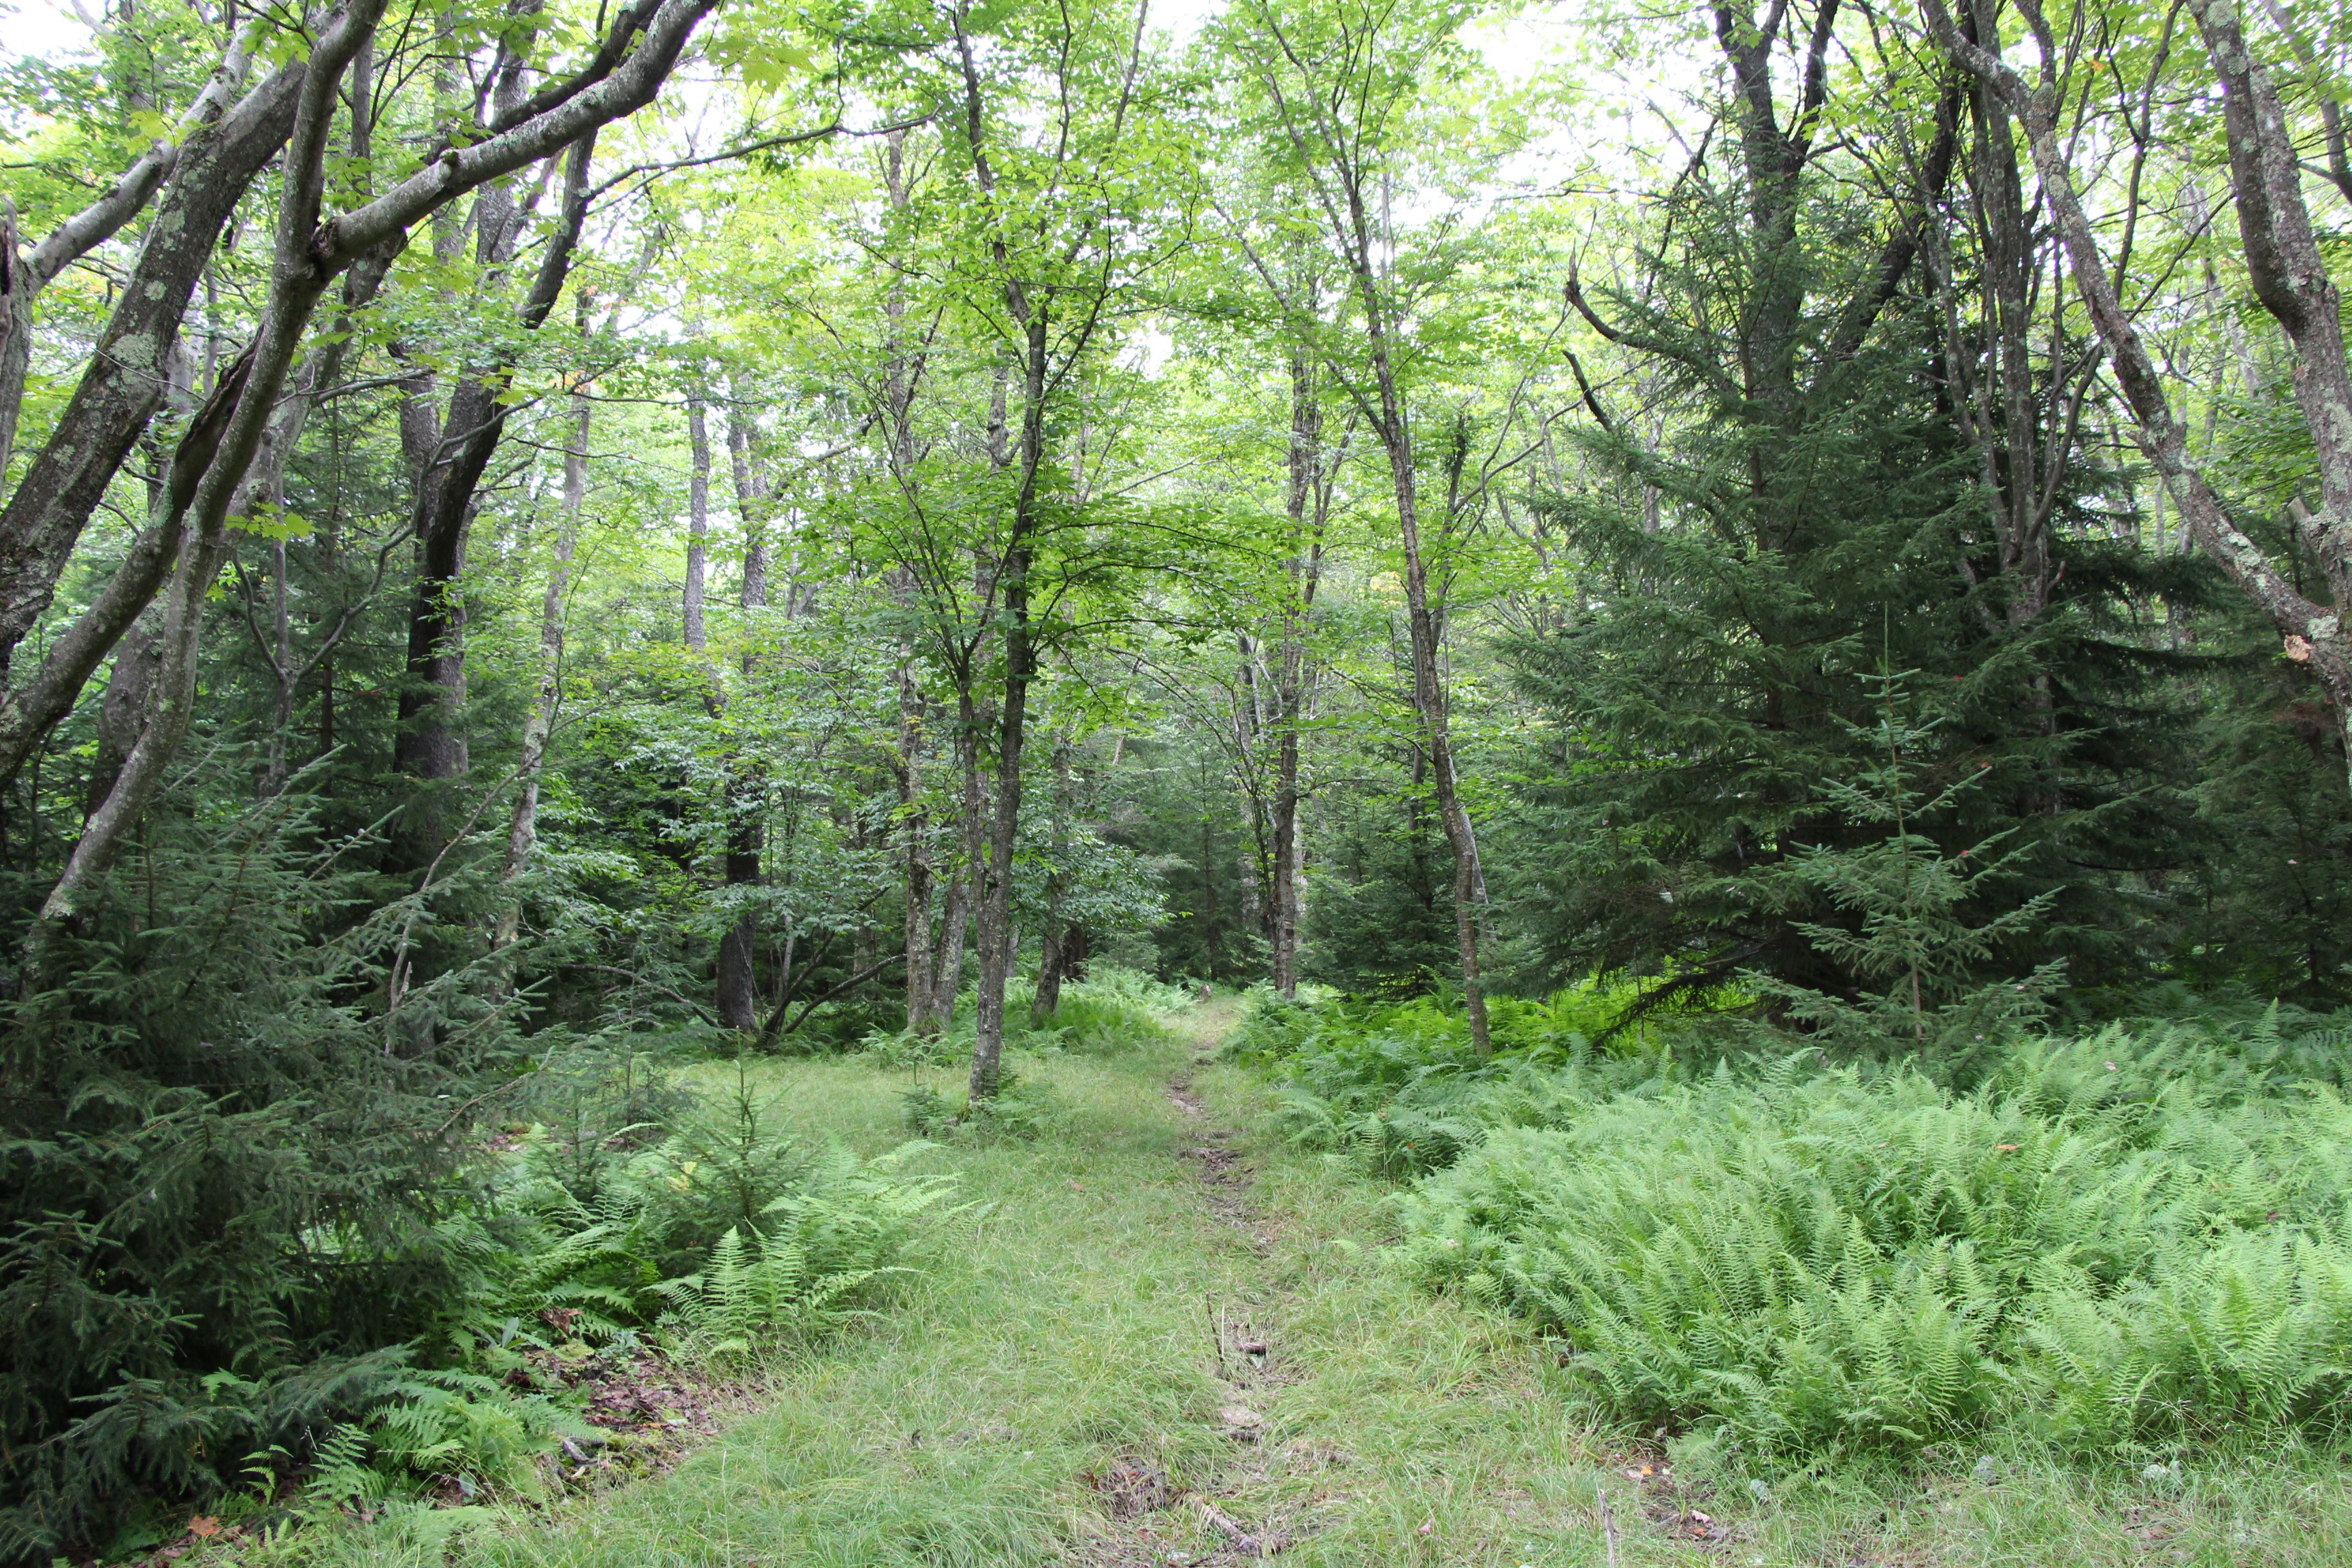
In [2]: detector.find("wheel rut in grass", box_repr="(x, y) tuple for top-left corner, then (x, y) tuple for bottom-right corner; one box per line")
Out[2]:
(1166, 1073), (1273, 1256)
(1078, 1020), (1310, 1565)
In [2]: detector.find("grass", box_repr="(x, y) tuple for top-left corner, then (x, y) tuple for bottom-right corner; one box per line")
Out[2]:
(225, 1000), (2352, 1567)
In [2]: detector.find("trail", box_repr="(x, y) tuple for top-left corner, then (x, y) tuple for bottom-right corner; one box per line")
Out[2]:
(313, 1005), (1654, 1568)
(1077, 1000), (1301, 1563)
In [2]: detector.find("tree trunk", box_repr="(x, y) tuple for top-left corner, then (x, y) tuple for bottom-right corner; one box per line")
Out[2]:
(1351, 230), (1490, 1055)
(928, 693), (983, 1033)
(968, 552), (1032, 1102)
(1929, 0), (2352, 789)
(894, 577), (934, 1032)
(879, 130), (934, 1035)
(1271, 341), (1328, 998)
(683, 367), (710, 651)
(83, 615), (160, 820)
(395, 115), (600, 856)
(0, 36), (294, 677)
(1028, 733), (1073, 1026)
(495, 362), (589, 952)
(715, 395), (766, 1032)
(30, 0), (721, 941)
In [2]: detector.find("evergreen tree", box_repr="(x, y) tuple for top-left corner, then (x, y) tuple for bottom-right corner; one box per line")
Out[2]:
(1504, 175), (2213, 1026)
(1754, 667), (2066, 1072)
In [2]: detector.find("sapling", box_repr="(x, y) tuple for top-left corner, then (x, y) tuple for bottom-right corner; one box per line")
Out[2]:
(1757, 666), (2063, 1065)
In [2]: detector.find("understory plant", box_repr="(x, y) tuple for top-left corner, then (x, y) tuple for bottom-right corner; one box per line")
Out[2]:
(1228, 980), (1701, 1177)
(1394, 1021), (2352, 1461)
(478, 1063), (963, 1353)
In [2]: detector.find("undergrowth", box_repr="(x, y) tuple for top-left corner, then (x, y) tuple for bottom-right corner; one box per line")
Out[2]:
(75, 1055), (960, 1558)
(864, 963), (1186, 1067)
(1241, 984), (2352, 1467)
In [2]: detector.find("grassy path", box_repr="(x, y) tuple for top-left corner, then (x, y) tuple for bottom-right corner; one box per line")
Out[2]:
(311, 1004), (2352, 1568)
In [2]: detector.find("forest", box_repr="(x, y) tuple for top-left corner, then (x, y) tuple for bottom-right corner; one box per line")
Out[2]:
(6, 0), (2352, 1561)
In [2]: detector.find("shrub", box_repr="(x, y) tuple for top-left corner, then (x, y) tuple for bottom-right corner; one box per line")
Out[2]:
(479, 1065), (962, 1348)
(899, 1071), (1066, 1143)
(0, 804), (514, 1565)
(866, 962), (1188, 1067)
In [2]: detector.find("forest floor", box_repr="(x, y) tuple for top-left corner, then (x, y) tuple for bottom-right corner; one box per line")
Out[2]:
(280, 999), (2352, 1568)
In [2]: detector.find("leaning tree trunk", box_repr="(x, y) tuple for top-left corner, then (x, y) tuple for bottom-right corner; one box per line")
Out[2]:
(0, 29), (292, 679)
(30, 0), (723, 943)
(1927, 0), (2352, 788)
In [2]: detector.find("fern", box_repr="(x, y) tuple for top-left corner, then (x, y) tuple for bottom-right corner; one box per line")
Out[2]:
(1395, 1027), (2352, 1459)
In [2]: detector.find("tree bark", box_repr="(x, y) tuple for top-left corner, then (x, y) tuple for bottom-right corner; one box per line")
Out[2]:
(713, 386), (764, 1032)
(495, 325), (593, 953)
(1271, 341), (1328, 997)
(393, 127), (600, 851)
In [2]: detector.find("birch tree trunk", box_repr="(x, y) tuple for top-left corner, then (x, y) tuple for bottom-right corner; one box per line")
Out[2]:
(716, 396), (767, 1032)
(1271, 342), (1328, 998)
(495, 366), (590, 951)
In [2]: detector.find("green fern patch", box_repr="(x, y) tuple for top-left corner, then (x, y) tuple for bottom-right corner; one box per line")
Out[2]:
(1395, 1030), (2352, 1460)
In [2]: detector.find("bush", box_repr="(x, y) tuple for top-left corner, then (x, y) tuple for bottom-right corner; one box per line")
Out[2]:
(480, 1063), (962, 1352)
(899, 1071), (1066, 1143)
(865, 962), (1190, 1066)
(1392, 1023), (2352, 1461)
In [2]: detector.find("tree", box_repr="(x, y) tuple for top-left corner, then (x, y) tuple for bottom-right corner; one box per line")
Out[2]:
(1925, 0), (2352, 786)
(1213, 0), (1522, 1051)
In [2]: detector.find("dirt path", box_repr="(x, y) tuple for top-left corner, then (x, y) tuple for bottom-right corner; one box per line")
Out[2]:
(1080, 1003), (1307, 1563)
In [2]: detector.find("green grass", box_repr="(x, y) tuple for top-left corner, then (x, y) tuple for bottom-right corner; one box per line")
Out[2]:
(232, 1003), (2352, 1568)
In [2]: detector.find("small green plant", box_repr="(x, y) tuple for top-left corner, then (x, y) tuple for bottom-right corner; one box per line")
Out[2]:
(1229, 982), (1682, 1178)
(1757, 667), (2064, 1070)
(897, 1073), (1064, 1142)
(361, 1370), (593, 1503)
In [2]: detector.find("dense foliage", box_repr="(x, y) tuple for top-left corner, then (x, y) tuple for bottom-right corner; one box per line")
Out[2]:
(1241, 987), (2352, 1462)
(7, 0), (2352, 1551)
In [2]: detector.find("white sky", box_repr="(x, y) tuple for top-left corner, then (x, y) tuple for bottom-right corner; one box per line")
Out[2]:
(1, 0), (88, 62)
